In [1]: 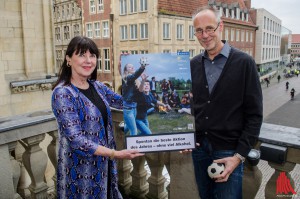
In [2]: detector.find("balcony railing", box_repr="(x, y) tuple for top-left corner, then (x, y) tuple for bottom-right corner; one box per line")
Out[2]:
(0, 109), (299, 199)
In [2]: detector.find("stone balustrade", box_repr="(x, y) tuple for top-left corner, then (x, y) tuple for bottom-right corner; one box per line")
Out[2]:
(0, 109), (299, 199)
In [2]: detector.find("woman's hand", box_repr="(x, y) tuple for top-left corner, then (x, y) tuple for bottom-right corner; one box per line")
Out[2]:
(115, 149), (144, 160)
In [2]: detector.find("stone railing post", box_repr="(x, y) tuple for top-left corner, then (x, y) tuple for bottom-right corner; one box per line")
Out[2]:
(130, 156), (149, 198)
(8, 142), (22, 199)
(47, 131), (58, 198)
(242, 161), (262, 199)
(0, 144), (15, 198)
(21, 134), (49, 199)
(145, 152), (167, 199)
(111, 108), (133, 195)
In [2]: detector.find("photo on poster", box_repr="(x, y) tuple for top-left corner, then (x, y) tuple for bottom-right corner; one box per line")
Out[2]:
(120, 52), (195, 152)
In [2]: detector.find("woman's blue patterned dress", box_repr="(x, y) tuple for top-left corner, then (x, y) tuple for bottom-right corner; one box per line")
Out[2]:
(52, 80), (123, 199)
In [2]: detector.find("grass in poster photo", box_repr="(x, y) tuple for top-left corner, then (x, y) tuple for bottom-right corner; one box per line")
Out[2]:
(121, 52), (195, 135)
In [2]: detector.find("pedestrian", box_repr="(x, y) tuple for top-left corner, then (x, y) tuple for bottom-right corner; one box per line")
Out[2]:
(277, 74), (281, 83)
(51, 36), (144, 199)
(286, 81), (289, 91)
(184, 6), (263, 199)
(290, 88), (296, 100)
(265, 78), (270, 87)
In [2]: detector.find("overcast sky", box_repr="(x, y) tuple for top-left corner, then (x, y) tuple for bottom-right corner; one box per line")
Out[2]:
(251, 0), (300, 34)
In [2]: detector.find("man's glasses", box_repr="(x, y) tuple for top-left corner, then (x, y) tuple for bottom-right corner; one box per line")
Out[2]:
(194, 22), (220, 37)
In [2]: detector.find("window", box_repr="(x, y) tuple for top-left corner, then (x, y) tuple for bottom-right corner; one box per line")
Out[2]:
(104, 49), (110, 71)
(250, 32), (253, 42)
(55, 27), (61, 41)
(177, 24), (184, 40)
(120, 25), (128, 40)
(189, 49), (195, 58)
(102, 21), (109, 38)
(163, 50), (171, 53)
(90, 0), (96, 13)
(231, 28), (234, 41)
(86, 23), (93, 38)
(140, 0), (147, 11)
(73, 24), (80, 37)
(129, 24), (137, 39)
(120, 0), (127, 15)
(225, 28), (229, 41)
(62, 6), (65, 18)
(163, 23), (170, 39)
(67, 4), (70, 17)
(236, 30), (240, 41)
(129, 0), (137, 13)
(131, 50), (138, 54)
(121, 50), (129, 54)
(189, 25), (194, 40)
(64, 26), (70, 40)
(140, 50), (148, 54)
(98, 0), (104, 12)
(241, 30), (244, 42)
(98, 50), (102, 71)
(177, 49), (184, 53)
(246, 31), (249, 42)
(94, 22), (101, 37)
(140, 23), (148, 39)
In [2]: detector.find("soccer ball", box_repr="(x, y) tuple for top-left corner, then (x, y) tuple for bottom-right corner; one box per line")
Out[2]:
(139, 57), (148, 67)
(207, 162), (225, 179)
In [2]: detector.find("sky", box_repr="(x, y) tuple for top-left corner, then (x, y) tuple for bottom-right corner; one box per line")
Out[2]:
(251, 0), (300, 34)
(121, 53), (191, 82)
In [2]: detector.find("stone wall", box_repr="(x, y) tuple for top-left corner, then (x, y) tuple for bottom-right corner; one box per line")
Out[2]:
(0, 0), (56, 117)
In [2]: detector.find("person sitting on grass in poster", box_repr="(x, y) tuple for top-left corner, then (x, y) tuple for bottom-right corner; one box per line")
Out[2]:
(136, 74), (171, 135)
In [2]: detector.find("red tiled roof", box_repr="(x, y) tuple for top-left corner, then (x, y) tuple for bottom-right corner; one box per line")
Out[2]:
(158, 0), (208, 17)
(292, 34), (300, 43)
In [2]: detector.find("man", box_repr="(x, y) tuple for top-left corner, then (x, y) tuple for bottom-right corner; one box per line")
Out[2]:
(189, 6), (263, 199)
(150, 76), (157, 94)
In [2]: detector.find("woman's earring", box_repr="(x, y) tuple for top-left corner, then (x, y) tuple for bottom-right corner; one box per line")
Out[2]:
(67, 63), (71, 67)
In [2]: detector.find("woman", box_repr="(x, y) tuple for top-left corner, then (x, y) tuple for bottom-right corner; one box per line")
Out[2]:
(121, 62), (147, 135)
(52, 36), (143, 199)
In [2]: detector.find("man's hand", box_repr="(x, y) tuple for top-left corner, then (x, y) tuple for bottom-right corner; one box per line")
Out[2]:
(212, 155), (241, 182)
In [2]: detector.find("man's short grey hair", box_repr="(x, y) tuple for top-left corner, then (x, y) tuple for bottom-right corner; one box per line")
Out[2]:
(192, 5), (221, 23)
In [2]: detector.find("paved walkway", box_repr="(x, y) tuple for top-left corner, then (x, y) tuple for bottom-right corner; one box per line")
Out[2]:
(256, 69), (300, 199)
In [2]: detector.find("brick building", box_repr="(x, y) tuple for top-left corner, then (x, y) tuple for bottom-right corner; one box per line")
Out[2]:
(291, 34), (300, 60)
(81, 0), (114, 88)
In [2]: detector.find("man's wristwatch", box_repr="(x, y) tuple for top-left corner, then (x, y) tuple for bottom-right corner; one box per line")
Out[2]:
(234, 153), (245, 163)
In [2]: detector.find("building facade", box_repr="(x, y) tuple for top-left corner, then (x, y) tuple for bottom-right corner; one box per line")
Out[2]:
(280, 26), (292, 66)
(81, 0), (115, 88)
(0, 0), (56, 117)
(111, 0), (204, 93)
(251, 8), (281, 74)
(291, 34), (300, 60)
(210, 0), (257, 57)
(53, 0), (83, 73)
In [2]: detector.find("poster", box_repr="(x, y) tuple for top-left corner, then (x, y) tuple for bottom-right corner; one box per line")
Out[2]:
(120, 52), (195, 152)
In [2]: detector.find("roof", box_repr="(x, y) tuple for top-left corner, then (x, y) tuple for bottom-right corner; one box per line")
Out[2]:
(158, 0), (207, 17)
(292, 34), (300, 43)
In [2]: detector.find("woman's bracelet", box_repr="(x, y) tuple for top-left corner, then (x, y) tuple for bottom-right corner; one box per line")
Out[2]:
(110, 149), (115, 160)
